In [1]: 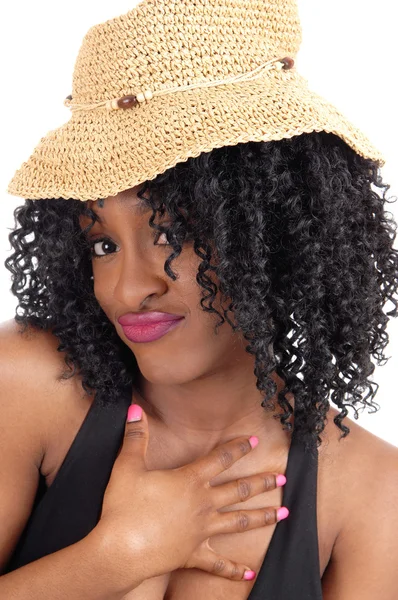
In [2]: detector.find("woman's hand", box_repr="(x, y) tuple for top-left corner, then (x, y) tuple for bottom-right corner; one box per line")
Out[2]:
(91, 404), (287, 595)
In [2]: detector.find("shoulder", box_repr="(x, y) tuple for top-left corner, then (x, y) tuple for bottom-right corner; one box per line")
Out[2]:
(318, 405), (398, 528)
(319, 405), (398, 499)
(0, 318), (90, 462)
(0, 319), (89, 570)
(319, 405), (398, 598)
(319, 402), (397, 458)
(0, 318), (70, 380)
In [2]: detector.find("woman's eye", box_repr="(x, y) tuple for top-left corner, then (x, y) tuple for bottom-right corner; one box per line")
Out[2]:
(155, 230), (172, 245)
(89, 238), (119, 258)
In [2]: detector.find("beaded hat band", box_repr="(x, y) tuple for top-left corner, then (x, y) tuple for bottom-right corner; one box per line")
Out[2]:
(7, 0), (386, 202)
(63, 56), (295, 113)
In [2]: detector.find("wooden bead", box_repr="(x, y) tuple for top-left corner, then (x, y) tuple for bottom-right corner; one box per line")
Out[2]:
(117, 95), (139, 109)
(105, 99), (119, 110)
(281, 57), (295, 70)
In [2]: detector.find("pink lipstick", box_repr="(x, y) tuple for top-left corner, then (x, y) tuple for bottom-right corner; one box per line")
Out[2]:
(118, 312), (184, 343)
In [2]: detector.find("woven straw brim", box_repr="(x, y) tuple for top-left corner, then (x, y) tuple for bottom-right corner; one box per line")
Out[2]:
(7, 70), (386, 201)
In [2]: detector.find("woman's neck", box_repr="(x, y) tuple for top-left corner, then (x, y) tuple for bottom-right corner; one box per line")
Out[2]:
(132, 368), (294, 463)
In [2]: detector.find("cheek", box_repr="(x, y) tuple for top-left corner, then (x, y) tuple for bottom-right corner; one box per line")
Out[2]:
(179, 278), (236, 349)
(132, 310), (237, 385)
(176, 252), (229, 324)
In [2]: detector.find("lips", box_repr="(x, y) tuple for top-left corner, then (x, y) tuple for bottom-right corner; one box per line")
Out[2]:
(117, 312), (184, 343)
(118, 311), (182, 326)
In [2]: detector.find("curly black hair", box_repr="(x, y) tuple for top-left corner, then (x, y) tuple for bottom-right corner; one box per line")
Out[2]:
(5, 131), (398, 453)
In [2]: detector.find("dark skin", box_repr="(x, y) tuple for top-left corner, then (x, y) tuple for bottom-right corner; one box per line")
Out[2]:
(20, 184), (393, 599)
(77, 188), (301, 598)
(81, 188), (398, 600)
(2, 317), (397, 598)
(79, 187), (286, 454)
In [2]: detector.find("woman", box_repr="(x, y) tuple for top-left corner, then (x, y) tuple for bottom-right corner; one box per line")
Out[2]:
(1, 0), (398, 598)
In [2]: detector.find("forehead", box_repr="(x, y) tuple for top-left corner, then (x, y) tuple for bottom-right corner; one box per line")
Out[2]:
(90, 186), (145, 209)
(83, 187), (151, 223)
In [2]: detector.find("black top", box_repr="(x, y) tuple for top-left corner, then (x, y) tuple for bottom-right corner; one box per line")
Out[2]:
(4, 384), (323, 599)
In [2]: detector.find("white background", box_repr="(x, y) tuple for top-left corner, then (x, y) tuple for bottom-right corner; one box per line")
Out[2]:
(1, 1), (397, 446)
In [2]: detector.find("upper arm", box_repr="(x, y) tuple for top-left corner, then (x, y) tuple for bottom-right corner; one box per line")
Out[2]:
(322, 429), (398, 599)
(0, 319), (71, 573)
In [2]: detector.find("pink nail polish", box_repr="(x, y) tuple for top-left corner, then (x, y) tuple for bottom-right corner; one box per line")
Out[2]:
(276, 474), (287, 487)
(127, 404), (142, 422)
(248, 436), (259, 449)
(277, 507), (289, 521)
(243, 570), (256, 580)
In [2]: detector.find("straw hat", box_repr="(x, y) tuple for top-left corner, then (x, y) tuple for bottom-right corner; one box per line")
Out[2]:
(6, 0), (386, 202)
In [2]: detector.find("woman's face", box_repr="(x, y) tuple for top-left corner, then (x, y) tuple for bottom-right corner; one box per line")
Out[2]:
(79, 187), (252, 386)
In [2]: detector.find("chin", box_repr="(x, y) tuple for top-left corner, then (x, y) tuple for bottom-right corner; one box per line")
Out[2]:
(135, 360), (199, 386)
(135, 351), (212, 387)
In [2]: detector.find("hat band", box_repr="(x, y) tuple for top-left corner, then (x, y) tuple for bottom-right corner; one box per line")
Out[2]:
(64, 55), (294, 113)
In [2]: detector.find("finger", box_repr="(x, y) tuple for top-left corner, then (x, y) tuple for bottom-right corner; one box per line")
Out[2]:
(208, 505), (289, 536)
(187, 541), (257, 582)
(191, 436), (258, 482)
(210, 472), (285, 508)
(115, 403), (149, 473)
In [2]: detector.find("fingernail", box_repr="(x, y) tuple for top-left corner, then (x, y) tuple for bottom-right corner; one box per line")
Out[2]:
(277, 507), (289, 521)
(127, 404), (143, 422)
(276, 474), (287, 487)
(248, 436), (259, 449)
(243, 570), (256, 580)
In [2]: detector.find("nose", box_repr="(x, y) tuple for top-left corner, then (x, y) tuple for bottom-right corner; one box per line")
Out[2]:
(112, 242), (169, 308)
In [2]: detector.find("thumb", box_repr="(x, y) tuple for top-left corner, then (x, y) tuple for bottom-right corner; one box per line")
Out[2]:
(119, 403), (149, 472)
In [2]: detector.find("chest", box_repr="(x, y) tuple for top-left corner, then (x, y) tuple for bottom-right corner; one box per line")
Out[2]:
(120, 500), (333, 600)
(43, 408), (338, 600)
(118, 445), (336, 600)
